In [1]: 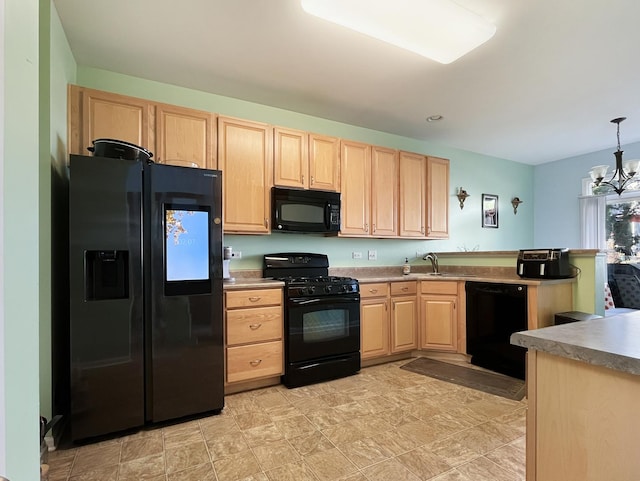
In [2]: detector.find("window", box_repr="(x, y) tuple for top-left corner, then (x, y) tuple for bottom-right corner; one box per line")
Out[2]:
(581, 177), (640, 264)
(606, 197), (640, 263)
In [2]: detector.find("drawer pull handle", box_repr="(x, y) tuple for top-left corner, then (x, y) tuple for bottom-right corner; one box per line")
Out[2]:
(402, 287), (409, 291)
(369, 288), (378, 293)
(249, 323), (262, 330)
(249, 359), (262, 366)
(248, 296), (261, 302)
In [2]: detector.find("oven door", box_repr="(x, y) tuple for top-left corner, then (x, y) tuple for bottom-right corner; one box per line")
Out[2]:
(286, 294), (360, 363)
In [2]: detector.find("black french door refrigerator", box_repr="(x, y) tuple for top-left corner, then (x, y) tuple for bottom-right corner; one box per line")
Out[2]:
(68, 154), (224, 441)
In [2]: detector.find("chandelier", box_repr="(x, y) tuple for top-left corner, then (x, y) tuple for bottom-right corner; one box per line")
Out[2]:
(590, 117), (640, 195)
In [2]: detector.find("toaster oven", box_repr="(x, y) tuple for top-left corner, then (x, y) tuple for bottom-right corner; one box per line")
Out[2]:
(517, 248), (572, 279)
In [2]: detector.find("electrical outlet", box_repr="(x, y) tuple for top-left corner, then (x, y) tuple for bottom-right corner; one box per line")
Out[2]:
(231, 251), (242, 259)
(368, 250), (377, 261)
(352, 251), (363, 259)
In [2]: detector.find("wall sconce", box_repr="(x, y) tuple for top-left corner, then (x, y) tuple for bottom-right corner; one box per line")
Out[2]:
(456, 188), (469, 209)
(511, 197), (523, 214)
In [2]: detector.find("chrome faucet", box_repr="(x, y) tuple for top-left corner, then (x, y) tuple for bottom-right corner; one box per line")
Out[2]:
(423, 252), (439, 274)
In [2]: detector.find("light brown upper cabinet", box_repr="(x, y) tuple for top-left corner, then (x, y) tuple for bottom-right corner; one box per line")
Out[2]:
(154, 103), (216, 169)
(308, 134), (340, 191)
(274, 129), (340, 191)
(371, 146), (398, 237)
(340, 141), (398, 237)
(340, 140), (371, 236)
(68, 85), (216, 170)
(217, 116), (273, 234)
(426, 156), (449, 238)
(399, 151), (427, 237)
(273, 127), (309, 189)
(68, 85), (153, 156)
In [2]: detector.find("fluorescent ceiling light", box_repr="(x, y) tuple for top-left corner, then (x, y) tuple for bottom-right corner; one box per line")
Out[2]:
(301, 0), (496, 64)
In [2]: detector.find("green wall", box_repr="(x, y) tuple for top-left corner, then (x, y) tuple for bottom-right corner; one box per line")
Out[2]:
(44, 0), (76, 422)
(4, 0), (41, 478)
(76, 66), (535, 270)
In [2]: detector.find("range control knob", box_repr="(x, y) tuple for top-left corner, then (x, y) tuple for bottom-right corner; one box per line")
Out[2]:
(342, 284), (350, 293)
(324, 285), (332, 293)
(305, 286), (316, 295)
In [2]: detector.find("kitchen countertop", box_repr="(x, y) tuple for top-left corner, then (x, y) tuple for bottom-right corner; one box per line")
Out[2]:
(331, 265), (576, 286)
(350, 272), (574, 286)
(223, 266), (576, 289)
(511, 310), (640, 376)
(223, 278), (284, 290)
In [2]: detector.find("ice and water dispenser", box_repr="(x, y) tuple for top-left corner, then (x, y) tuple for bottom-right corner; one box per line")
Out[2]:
(84, 250), (129, 301)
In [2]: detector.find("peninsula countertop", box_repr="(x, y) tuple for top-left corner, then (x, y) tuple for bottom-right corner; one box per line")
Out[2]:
(511, 310), (640, 376)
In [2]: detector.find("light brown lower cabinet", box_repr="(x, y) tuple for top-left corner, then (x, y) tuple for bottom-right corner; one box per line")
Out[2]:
(420, 281), (458, 351)
(361, 281), (418, 360)
(225, 288), (283, 384)
(390, 281), (418, 353)
(360, 283), (390, 359)
(526, 350), (640, 481)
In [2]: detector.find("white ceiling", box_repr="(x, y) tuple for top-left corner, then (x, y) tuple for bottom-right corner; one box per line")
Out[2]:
(53, 0), (640, 165)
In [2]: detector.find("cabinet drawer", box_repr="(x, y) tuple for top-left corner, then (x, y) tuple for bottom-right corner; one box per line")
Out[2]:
(360, 282), (390, 298)
(421, 280), (458, 295)
(390, 281), (417, 296)
(226, 306), (282, 345)
(226, 341), (283, 383)
(225, 288), (282, 309)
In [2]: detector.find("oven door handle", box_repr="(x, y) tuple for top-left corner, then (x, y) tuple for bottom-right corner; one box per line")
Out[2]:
(289, 295), (360, 306)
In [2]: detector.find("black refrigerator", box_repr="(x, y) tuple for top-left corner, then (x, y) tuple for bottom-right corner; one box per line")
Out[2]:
(68, 154), (224, 441)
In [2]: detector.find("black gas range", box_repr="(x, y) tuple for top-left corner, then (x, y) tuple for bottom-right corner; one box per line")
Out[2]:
(263, 253), (361, 388)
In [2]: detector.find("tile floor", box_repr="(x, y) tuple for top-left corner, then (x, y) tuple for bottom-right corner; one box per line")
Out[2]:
(47, 359), (527, 481)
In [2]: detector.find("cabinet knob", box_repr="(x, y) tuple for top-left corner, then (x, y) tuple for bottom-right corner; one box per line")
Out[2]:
(249, 359), (263, 366)
(311, 175), (315, 185)
(373, 224), (377, 233)
(364, 223), (369, 232)
(265, 218), (269, 228)
(302, 174), (305, 184)
(249, 323), (262, 330)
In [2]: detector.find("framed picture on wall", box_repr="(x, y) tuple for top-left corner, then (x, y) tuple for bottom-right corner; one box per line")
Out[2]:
(482, 194), (498, 228)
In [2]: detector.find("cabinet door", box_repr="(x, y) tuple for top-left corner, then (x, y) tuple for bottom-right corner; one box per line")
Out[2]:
(309, 134), (340, 191)
(155, 103), (216, 169)
(371, 146), (398, 237)
(218, 116), (272, 234)
(427, 156), (449, 238)
(360, 298), (390, 359)
(391, 296), (418, 353)
(70, 86), (152, 156)
(274, 127), (308, 189)
(399, 151), (427, 238)
(340, 140), (371, 236)
(421, 295), (457, 351)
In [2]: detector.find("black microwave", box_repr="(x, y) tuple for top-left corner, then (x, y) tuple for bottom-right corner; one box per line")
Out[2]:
(272, 187), (341, 234)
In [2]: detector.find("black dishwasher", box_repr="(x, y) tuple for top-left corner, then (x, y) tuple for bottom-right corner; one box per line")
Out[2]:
(465, 281), (527, 379)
